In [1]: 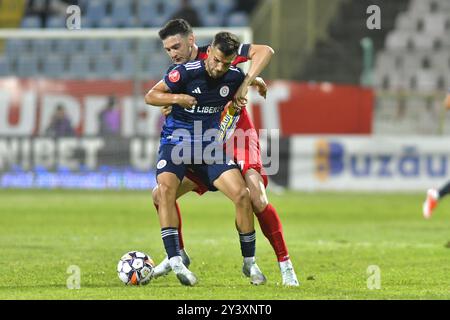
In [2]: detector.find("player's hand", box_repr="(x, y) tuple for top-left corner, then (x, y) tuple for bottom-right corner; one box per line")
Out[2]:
(234, 83), (248, 109)
(176, 94), (197, 109)
(225, 100), (242, 113)
(252, 77), (267, 99)
(161, 106), (172, 116)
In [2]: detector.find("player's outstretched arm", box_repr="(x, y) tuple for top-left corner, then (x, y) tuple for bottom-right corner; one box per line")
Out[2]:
(235, 44), (274, 107)
(145, 80), (197, 109)
(245, 45), (275, 84)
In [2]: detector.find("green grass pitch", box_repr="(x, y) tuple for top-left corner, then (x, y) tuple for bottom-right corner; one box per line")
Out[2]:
(1, 189), (450, 300)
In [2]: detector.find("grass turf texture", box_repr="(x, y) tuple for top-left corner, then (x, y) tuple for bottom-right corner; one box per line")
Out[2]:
(1, 189), (450, 300)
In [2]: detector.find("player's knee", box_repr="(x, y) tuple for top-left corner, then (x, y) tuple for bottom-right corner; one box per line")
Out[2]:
(233, 187), (251, 208)
(158, 183), (177, 202)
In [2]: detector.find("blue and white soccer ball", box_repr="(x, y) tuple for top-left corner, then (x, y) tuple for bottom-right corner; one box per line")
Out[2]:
(117, 251), (155, 285)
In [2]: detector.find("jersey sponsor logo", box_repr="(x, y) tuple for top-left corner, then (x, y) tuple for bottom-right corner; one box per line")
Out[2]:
(157, 159), (167, 169)
(184, 105), (222, 114)
(168, 70), (180, 83)
(192, 87), (202, 94)
(220, 86), (230, 97)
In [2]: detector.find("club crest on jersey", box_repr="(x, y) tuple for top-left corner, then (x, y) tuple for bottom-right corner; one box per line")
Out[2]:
(168, 70), (180, 83)
(220, 86), (230, 97)
(157, 160), (167, 169)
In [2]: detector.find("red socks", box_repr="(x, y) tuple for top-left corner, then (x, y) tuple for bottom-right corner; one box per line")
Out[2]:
(256, 204), (289, 262)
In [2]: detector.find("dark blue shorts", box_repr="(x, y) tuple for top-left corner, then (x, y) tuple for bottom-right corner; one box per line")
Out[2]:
(156, 144), (239, 191)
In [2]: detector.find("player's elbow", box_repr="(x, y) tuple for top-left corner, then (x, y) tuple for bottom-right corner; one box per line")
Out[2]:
(145, 90), (157, 105)
(265, 45), (275, 57)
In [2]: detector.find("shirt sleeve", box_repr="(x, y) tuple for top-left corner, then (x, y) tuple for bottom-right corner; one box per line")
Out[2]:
(163, 65), (187, 93)
(238, 44), (251, 58)
(232, 44), (251, 66)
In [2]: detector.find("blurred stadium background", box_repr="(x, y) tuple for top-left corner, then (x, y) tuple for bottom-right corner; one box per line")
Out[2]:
(0, 0), (449, 192)
(1, 0), (450, 300)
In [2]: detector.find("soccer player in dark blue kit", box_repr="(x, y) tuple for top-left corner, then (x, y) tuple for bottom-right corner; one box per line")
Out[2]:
(145, 32), (266, 286)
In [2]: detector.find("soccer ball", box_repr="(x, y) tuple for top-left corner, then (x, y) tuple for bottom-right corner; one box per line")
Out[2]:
(117, 251), (155, 285)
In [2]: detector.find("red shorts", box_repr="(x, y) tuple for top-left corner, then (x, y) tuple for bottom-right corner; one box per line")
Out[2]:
(186, 108), (268, 195)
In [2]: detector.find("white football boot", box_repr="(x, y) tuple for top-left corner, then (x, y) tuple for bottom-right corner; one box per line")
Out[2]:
(279, 259), (299, 286)
(242, 257), (267, 285)
(153, 249), (190, 278)
(169, 256), (197, 286)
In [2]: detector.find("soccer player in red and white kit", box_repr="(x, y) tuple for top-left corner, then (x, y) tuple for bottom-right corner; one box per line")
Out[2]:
(151, 19), (299, 286)
(423, 89), (450, 219)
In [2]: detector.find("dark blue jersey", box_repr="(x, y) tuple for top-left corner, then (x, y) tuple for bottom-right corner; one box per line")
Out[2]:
(161, 60), (245, 146)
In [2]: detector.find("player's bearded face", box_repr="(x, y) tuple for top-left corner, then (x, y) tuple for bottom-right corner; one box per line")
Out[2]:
(162, 34), (193, 64)
(205, 47), (236, 79)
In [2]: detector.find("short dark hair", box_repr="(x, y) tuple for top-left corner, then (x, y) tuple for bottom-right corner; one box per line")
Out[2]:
(211, 32), (240, 57)
(158, 19), (193, 40)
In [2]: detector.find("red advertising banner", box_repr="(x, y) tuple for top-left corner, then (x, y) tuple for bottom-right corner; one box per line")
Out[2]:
(0, 78), (373, 137)
(250, 81), (374, 135)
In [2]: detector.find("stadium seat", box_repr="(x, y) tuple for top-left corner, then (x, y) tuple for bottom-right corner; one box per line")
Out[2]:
(86, 0), (107, 25)
(98, 17), (115, 28)
(109, 39), (134, 57)
(136, 0), (154, 27)
(53, 39), (83, 55)
(226, 12), (249, 27)
(142, 53), (170, 79)
(411, 34), (436, 50)
(423, 14), (449, 35)
(409, 0), (433, 13)
(80, 17), (93, 29)
(42, 55), (65, 78)
(16, 55), (39, 77)
(395, 13), (416, 31)
(5, 39), (29, 56)
(21, 16), (42, 28)
(136, 0), (176, 27)
(191, 0), (210, 16)
(216, 0), (236, 16)
(92, 55), (116, 79)
(414, 70), (439, 92)
(166, 0), (182, 16)
(45, 16), (66, 28)
(82, 39), (106, 56)
(202, 14), (223, 27)
(374, 51), (398, 73)
(67, 55), (92, 79)
(0, 57), (11, 76)
(111, 1), (133, 28)
(401, 53), (427, 73)
(136, 40), (159, 64)
(30, 39), (52, 57)
(116, 54), (135, 78)
(432, 52), (450, 72)
(385, 31), (410, 51)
